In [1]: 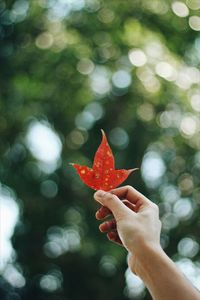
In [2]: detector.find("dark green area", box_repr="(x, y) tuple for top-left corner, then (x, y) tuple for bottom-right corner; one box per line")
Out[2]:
(0, 0), (200, 299)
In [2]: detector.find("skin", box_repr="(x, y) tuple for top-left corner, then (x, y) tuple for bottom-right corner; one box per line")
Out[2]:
(94, 186), (200, 300)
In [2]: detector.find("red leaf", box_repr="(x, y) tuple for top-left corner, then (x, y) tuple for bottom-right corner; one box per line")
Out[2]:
(71, 130), (138, 191)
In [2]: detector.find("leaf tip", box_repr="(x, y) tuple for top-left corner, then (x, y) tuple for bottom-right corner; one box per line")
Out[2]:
(129, 168), (139, 173)
(100, 128), (105, 136)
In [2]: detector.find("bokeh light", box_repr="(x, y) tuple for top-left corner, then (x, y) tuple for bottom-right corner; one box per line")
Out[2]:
(0, 186), (19, 270)
(178, 237), (199, 258)
(112, 70), (132, 89)
(125, 268), (145, 298)
(189, 16), (200, 31)
(141, 151), (166, 188)
(176, 258), (200, 290)
(128, 49), (147, 67)
(25, 120), (62, 173)
(186, 0), (200, 10)
(109, 127), (129, 149)
(44, 226), (81, 258)
(171, 2), (189, 17)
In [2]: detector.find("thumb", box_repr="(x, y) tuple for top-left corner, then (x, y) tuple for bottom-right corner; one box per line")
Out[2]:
(94, 190), (132, 221)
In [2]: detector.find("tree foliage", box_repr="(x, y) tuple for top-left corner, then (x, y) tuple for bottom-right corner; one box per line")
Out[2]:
(0, 0), (200, 299)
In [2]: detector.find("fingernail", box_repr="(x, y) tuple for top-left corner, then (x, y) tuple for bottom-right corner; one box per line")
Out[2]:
(95, 190), (106, 198)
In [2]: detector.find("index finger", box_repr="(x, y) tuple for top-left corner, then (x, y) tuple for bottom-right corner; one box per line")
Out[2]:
(111, 185), (150, 206)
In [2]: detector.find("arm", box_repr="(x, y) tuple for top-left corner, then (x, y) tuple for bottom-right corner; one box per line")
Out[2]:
(94, 186), (200, 300)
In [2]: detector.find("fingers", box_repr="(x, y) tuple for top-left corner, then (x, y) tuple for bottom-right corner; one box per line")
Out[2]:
(96, 200), (136, 220)
(94, 190), (132, 221)
(111, 185), (150, 207)
(98, 217), (123, 246)
(99, 219), (116, 232)
(96, 206), (112, 220)
(107, 231), (123, 246)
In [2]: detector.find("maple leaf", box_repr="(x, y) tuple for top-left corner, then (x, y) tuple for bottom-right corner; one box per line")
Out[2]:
(71, 130), (138, 191)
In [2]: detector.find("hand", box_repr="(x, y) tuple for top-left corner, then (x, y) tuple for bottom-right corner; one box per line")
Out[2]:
(94, 186), (162, 273)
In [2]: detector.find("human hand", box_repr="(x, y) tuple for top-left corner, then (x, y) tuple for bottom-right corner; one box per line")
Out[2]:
(94, 186), (162, 272)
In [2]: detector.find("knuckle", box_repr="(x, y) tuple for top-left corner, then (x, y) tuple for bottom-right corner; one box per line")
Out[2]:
(126, 185), (133, 191)
(104, 192), (116, 202)
(151, 202), (159, 212)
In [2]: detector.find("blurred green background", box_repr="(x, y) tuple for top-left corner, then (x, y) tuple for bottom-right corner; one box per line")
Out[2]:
(0, 0), (200, 299)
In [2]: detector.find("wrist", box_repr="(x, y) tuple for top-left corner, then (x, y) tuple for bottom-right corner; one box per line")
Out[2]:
(129, 243), (164, 280)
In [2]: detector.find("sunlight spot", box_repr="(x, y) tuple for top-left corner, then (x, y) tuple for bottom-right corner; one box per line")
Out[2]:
(137, 103), (155, 122)
(159, 110), (181, 128)
(172, 2), (189, 17)
(3, 264), (25, 288)
(66, 129), (88, 150)
(173, 198), (194, 220)
(178, 173), (194, 193)
(175, 72), (192, 90)
(144, 0), (169, 14)
(84, 102), (104, 121)
(186, 0), (200, 10)
(35, 32), (54, 49)
(160, 184), (180, 204)
(155, 62), (177, 81)
(44, 226), (81, 258)
(176, 258), (200, 290)
(145, 42), (164, 59)
(98, 8), (115, 23)
(77, 58), (94, 75)
(10, 0), (29, 23)
(99, 256), (117, 276)
(162, 213), (179, 230)
(141, 151), (166, 188)
(112, 70), (132, 89)
(90, 66), (111, 95)
(128, 49), (147, 67)
(191, 93), (200, 112)
(180, 115), (199, 137)
(124, 268), (145, 298)
(75, 111), (95, 130)
(40, 180), (58, 198)
(109, 127), (129, 149)
(0, 185), (19, 270)
(189, 16), (200, 31)
(178, 237), (199, 258)
(46, 0), (85, 21)
(40, 270), (62, 292)
(186, 67), (200, 84)
(136, 67), (161, 93)
(25, 120), (62, 173)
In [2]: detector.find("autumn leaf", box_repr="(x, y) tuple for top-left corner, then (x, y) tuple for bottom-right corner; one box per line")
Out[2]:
(71, 130), (138, 191)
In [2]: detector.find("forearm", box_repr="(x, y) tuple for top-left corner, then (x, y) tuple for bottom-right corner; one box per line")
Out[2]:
(131, 245), (200, 300)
